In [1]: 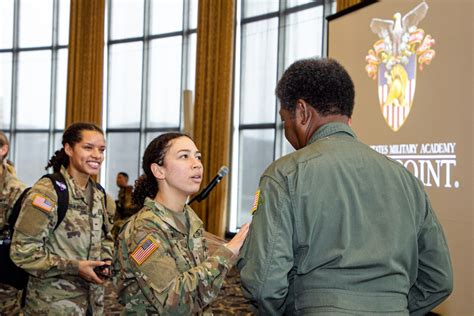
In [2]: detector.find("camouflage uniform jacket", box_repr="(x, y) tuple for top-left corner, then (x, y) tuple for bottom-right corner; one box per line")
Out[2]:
(0, 161), (26, 227)
(11, 166), (114, 315)
(0, 161), (26, 315)
(114, 197), (236, 315)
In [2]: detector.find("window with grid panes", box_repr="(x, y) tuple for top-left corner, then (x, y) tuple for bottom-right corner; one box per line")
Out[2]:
(104, 0), (198, 199)
(0, 0), (70, 186)
(229, 0), (336, 232)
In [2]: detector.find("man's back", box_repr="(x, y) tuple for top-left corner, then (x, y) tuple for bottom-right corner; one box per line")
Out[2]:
(238, 123), (452, 315)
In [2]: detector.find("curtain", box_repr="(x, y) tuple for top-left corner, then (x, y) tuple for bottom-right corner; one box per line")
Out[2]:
(191, 0), (235, 237)
(336, 0), (362, 12)
(65, 0), (106, 127)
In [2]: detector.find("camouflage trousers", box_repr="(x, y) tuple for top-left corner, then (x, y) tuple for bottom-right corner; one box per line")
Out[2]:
(22, 276), (105, 316)
(0, 283), (21, 315)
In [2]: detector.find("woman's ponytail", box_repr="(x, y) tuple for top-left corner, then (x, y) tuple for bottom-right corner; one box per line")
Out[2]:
(132, 174), (158, 208)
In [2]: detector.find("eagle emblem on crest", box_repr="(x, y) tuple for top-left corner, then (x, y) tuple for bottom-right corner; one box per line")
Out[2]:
(365, 1), (435, 131)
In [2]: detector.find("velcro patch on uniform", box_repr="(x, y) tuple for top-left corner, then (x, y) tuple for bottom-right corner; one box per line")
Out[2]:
(131, 235), (159, 266)
(32, 194), (54, 213)
(251, 189), (261, 215)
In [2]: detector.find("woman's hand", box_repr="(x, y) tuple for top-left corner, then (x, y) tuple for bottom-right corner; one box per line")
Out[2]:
(225, 222), (251, 256)
(78, 260), (108, 284)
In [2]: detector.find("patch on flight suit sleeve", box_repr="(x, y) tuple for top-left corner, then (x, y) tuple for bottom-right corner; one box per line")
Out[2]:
(131, 235), (160, 266)
(31, 194), (55, 213)
(251, 189), (261, 215)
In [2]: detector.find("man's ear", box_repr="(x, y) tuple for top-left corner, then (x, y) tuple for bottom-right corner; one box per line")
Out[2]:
(296, 99), (312, 125)
(150, 163), (165, 180)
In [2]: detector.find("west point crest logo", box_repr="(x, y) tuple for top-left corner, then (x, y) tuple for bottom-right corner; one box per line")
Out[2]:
(365, 2), (435, 132)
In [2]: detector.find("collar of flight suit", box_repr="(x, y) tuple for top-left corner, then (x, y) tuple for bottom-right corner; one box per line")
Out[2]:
(308, 122), (357, 145)
(144, 197), (203, 237)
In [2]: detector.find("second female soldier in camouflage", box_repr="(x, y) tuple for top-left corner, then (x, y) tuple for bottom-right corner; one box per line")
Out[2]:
(0, 132), (26, 315)
(114, 133), (249, 315)
(11, 123), (114, 315)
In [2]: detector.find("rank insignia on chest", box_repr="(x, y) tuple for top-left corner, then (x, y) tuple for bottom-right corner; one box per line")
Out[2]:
(251, 189), (262, 215)
(131, 235), (159, 265)
(32, 194), (54, 213)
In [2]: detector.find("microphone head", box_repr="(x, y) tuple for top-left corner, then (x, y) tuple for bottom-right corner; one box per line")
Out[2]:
(218, 166), (229, 177)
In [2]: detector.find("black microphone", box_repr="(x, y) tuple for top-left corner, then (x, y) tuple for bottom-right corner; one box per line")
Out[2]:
(188, 166), (229, 204)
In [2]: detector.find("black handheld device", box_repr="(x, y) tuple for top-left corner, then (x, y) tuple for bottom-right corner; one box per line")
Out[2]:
(93, 264), (113, 279)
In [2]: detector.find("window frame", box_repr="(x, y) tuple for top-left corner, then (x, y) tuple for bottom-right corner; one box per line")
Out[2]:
(229, 0), (335, 232)
(103, 0), (198, 196)
(0, 0), (68, 186)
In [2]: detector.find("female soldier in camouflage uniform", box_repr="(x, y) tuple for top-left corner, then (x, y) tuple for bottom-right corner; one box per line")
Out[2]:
(11, 122), (114, 315)
(114, 133), (249, 315)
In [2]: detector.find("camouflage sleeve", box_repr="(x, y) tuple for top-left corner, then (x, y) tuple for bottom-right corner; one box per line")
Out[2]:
(3, 172), (27, 221)
(129, 219), (236, 314)
(105, 193), (116, 226)
(101, 193), (115, 261)
(101, 228), (114, 261)
(10, 178), (79, 278)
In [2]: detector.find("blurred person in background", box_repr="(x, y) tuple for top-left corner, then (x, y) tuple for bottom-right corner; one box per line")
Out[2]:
(112, 172), (138, 238)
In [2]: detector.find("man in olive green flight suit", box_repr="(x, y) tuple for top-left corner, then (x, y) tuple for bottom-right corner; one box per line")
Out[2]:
(237, 58), (453, 315)
(0, 133), (27, 315)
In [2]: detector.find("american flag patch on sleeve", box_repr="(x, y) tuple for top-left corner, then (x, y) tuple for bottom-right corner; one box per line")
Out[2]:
(32, 194), (54, 213)
(131, 235), (159, 266)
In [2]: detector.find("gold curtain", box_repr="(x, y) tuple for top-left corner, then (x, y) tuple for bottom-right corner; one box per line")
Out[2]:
(336, 0), (362, 12)
(65, 0), (106, 127)
(191, 0), (235, 237)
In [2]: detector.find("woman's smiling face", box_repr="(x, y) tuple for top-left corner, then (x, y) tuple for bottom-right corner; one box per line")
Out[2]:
(65, 130), (106, 178)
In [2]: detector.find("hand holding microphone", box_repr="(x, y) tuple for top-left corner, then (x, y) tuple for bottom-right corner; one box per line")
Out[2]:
(188, 166), (229, 204)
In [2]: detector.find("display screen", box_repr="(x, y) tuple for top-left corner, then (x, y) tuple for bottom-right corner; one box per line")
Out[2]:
(328, 0), (473, 314)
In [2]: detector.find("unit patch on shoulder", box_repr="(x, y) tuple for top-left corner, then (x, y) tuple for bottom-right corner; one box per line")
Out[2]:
(131, 235), (160, 266)
(32, 194), (55, 213)
(251, 189), (262, 215)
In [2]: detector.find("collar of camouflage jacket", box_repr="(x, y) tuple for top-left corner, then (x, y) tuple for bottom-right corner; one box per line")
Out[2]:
(60, 166), (104, 207)
(144, 197), (203, 237)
